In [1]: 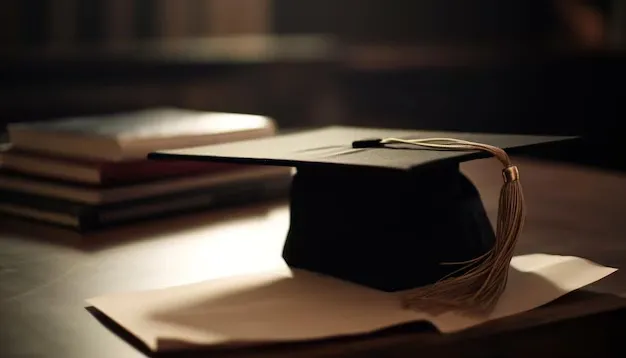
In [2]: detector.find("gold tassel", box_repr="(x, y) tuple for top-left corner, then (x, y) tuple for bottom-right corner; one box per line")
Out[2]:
(379, 137), (526, 314)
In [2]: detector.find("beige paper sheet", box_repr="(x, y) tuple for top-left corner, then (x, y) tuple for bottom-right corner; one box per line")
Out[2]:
(87, 254), (616, 352)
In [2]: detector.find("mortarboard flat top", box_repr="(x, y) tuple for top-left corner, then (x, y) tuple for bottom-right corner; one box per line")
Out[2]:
(149, 126), (574, 171)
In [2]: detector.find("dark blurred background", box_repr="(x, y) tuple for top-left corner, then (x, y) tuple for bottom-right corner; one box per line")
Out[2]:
(0, 0), (623, 166)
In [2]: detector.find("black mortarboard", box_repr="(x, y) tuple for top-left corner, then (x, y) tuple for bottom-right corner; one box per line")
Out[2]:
(149, 127), (573, 313)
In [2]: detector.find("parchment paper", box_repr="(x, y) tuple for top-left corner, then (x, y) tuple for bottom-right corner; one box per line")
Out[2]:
(87, 253), (616, 351)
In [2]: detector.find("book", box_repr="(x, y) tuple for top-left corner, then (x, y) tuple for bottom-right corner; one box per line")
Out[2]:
(0, 166), (290, 204)
(6, 107), (277, 161)
(0, 171), (291, 231)
(0, 147), (240, 185)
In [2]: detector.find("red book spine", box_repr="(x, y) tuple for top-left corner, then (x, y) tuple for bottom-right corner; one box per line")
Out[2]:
(99, 160), (243, 184)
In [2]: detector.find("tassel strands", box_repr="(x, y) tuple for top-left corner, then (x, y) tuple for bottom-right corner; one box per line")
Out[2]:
(378, 137), (526, 314)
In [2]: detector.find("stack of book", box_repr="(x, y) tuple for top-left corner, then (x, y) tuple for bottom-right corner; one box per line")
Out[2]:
(0, 108), (291, 231)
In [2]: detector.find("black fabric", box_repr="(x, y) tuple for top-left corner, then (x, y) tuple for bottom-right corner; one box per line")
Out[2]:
(283, 164), (495, 291)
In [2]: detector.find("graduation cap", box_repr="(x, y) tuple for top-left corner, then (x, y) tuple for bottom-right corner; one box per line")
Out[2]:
(150, 126), (574, 313)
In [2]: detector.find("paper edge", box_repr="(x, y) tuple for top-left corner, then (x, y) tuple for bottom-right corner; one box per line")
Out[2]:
(84, 255), (620, 352)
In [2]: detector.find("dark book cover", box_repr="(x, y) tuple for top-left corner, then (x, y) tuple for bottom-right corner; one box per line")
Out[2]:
(0, 172), (291, 231)
(0, 165), (290, 205)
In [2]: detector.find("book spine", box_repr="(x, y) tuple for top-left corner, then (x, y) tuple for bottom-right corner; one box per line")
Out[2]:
(47, 0), (76, 51)
(0, 0), (20, 52)
(105, 0), (135, 49)
(18, 0), (51, 47)
(207, 0), (271, 35)
(0, 173), (291, 231)
(159, 0), (190, 39)
(75, 0), (106, 46)
(78, 173), (291, 231)
(133, 0), (159, 40)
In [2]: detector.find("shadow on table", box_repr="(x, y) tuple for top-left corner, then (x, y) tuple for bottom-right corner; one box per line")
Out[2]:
(86, 267), (626, 358)
(0, 200), (285, 252)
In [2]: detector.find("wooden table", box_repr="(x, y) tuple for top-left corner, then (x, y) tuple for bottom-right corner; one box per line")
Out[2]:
(1, 157), (626, 358)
